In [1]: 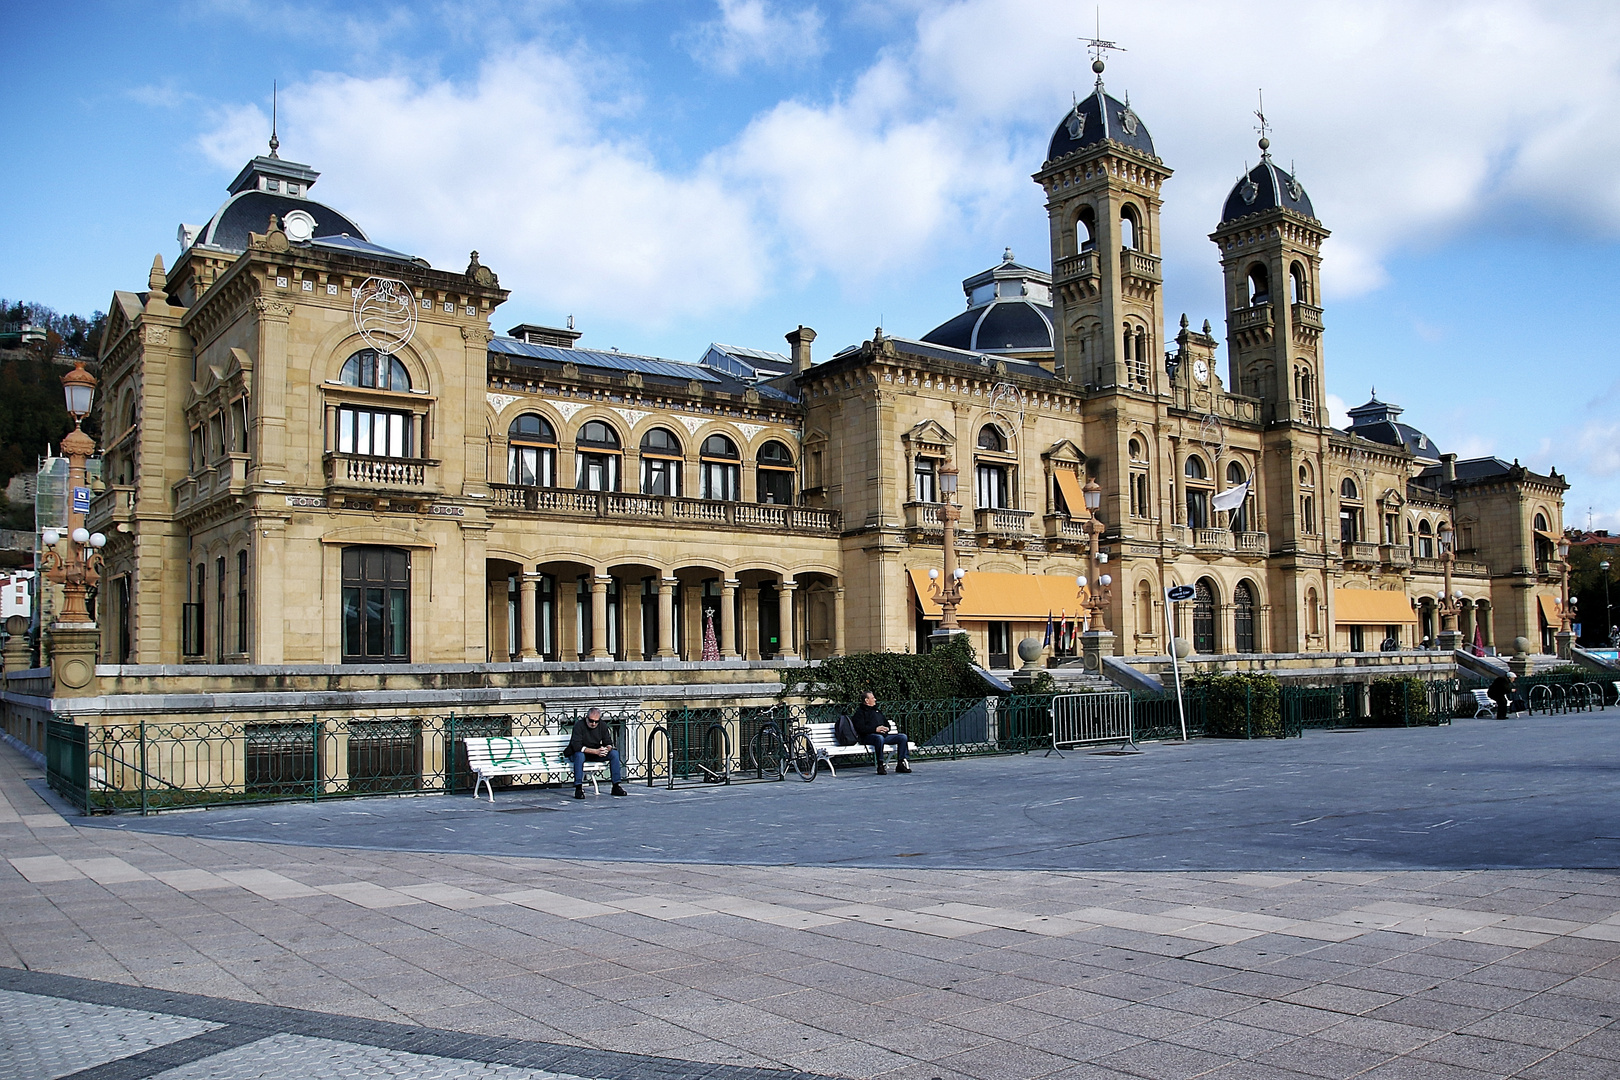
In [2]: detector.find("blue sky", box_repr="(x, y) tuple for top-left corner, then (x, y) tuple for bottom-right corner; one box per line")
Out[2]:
(5, 1), (1620, 526)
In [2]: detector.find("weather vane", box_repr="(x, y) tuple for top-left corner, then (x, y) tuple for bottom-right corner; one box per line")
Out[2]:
(1254, 89), (1272, 154)
(1081, 7), (1124, 81)
(269, 80), (280, 158)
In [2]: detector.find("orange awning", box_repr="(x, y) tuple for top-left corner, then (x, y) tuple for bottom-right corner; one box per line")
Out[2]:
(1054, 469), (1086, 517)
(909, 569), (1082, 621)
(1538, 594), (1561, 627)
(1333, 588), (1417, 625)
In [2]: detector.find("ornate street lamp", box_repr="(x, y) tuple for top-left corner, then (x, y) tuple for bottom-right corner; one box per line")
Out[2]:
(40, 361), (105, 626)
(1437, 522), (1458, 649)
(1076, 477), (1112, 629)
(1604, 561), (1613, 646)
(1558, 537), (1573, 634)
(929, 455), (965, 633)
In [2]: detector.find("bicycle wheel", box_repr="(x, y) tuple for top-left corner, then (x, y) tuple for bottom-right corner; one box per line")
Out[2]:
(789, 732), (817, 781)
(749, 726), (787, 779)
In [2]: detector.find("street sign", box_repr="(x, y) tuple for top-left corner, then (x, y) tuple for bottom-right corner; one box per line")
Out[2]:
(1166, 584), (1195, 602)
(71, 486), (91, 513)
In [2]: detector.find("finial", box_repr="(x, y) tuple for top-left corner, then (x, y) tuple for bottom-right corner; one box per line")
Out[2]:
(269, 80), (280, 158)
(1202, 319), (1211, 334)
(1081, 7), (1123, 87)
(1254, 89), (1271, 159)
(1370, 385), (1377, 400)
(1179, 313), (1189, 329)
(148, 254), (167, 293)
(1002, 246), (1015, 263)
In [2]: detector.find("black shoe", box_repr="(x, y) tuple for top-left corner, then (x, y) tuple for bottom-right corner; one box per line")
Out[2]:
(877, 763), (888, 775)
(896, 762), (912, 774)
(611, 784), (628, 796)
(573, 785), (585, 799)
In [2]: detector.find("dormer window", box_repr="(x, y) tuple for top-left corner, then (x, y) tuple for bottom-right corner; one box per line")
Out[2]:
(263, 178), (279, 192)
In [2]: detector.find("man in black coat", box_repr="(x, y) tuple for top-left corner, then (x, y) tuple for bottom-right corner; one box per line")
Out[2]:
(564, 708), (628, 799)
(851, 690), (911, 775)
(1487, 675), (1515, 720)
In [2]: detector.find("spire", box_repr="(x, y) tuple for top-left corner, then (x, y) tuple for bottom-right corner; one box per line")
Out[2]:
(147, 254), (166, 293)
(1081, 8), (1123, 89)
(268, 80), (280, 158)
(1254, 89), (1272, 161)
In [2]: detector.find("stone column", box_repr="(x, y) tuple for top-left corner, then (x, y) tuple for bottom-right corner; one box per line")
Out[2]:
(778, 578), (799, 659)
(721, 579), (740, 659)
(625, 583), (645, 661)
(589, 575), (611, 660)
(656, 577), (676, 659)
(559, 578), (580, 662)
(832, 586), (846, 657)
(488, 580), (510, 662)
(48, 625), (101, 700)
(517, 574), (539, 660)
(1480, 602), (1494, 650)
(1080, 628), (1115, 674)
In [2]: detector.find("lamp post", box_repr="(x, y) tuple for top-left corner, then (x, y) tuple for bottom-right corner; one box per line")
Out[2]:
(928, 455), (966, 638)
(1555, 537), (1574, 659)
(41, 361), (105, 627)
(1602, 560), (1612, 647)
(1074, 476), (1114, 672)
(1436, 523), (1460, 651)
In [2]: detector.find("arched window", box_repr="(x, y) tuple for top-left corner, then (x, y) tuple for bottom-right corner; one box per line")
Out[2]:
(977, 425), (1006, 452)
(576, 420), (622, 491)
(1340, 477), (1358, 500)
(757, 440), (795, 505)
(1339, 478), (1362, 542)
(1290, 261), (1308, 305)
(1306, 587), (1320, 637)
(1298, 462), (1316, 535)
(1193, 578), (1217, 653)
(1120, 206), (1139, 251)
(1076, 206), (1097, 252)
(700, 433), (740, 501)
(1418, 520), (1434, 559)
(1299, 462), (1313, 487)
(639, 427), (682, 496)
(507, 413), (556, 487)
(1128, 437), (1145, 462)
(1234, 580), (1257, 653)
(1184, 456), (1211, 530)
(975, 425), (1011, 509)
(1247, 263), (1270, 306)
(1136, 579), (1155, 641)
(1226, 461), (1249, 533)
(340, 349), (411, 392)
(1534, 512), (1548, 531)
(1129, 438), (1150, 520)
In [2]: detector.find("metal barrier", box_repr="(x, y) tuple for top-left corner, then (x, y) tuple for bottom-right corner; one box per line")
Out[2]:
(45, 716), (89, 815)
(1050, 692), (1134, 752)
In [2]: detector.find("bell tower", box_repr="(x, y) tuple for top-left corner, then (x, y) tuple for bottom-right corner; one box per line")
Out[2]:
(1034, 59), (1171, 393)
(1209, 130), (1329, 426)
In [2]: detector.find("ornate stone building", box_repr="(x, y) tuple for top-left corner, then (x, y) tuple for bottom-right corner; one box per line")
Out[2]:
(83, 68), (1566, 671)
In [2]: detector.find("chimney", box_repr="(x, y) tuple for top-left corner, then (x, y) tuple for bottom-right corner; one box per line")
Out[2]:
(785, 325), (816, 373)
(1441, 453), (1457, 484)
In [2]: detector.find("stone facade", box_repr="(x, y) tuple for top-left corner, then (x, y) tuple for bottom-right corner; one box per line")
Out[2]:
(74, 82), (1565, 677)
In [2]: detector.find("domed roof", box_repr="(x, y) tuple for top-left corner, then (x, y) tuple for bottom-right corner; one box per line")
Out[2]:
(1221, 145), (1315, 224)
(922, 249), (1055, 356)
(1046, 72), (1155, 164)
(185, 152), (367, 254)
(1345, 393), (1441, 464)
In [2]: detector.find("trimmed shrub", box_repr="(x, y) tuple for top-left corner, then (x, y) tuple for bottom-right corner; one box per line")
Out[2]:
(1370, 676), (1431, 726)
(777, 633), (990, 705)
(1186, 672), (1282, 738)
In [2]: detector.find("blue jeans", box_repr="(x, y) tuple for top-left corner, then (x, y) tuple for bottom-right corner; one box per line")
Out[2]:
(867, 732), (909, 763)
(567, 748), (622, 785)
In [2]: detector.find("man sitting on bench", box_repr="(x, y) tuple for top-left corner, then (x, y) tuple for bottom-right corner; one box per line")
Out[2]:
(852, 691), (911, 775)
(565, 708), (628, 799)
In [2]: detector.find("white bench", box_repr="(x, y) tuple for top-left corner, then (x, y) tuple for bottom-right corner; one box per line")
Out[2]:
(1471, 689), (1524, 718)
(792, 721), (904, 779)
(463, 735), (608, 801)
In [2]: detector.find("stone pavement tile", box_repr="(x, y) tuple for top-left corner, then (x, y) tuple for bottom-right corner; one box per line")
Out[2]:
(1376, 951), (1487, 980)
(1407, 1031), (1555, 1073)
(1411, 980), (1535, 1012)
(1018, 1021), (1142, 1062)
(930, 1041), (1080, 1080)
(1365, 996), (1497, 1031)
(1085, 1002), (1212, 1037)
(777, 1039), (915, 1080)
(1207, 969), (1316, 1000)
(1515, 1049), (1620, 1079)
(866, 1060), (981, 1080)
(1511, 991), (1620, 1028)
(1456, 963), (1572, 993)
(1352, 1056), (1499, 1079)
(1041, 1065), (1154, 1080)
(1251, 1034), (1395, 1077)
(1496, 946), (1610, 975)
(1145, 986), (1256, 1019)
(578, 1016), (716, 1056)
(1082, 971), (1189, 1002)
(1160, 1017), (1295, 1058)
(1226, 1000), (1347, 1037)
(934, 1002), (1067, 1041)
(1091, 1039), (1235, 1080)
(1457, 1010), (1598, 1051)
(1314, 1015), (1439, 1054)
(1015, 986), (1132, 1022)
(1281, 983), (1401, 1015)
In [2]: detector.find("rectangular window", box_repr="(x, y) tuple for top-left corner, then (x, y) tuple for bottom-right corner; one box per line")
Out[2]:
(215, 556), (226, 660)
(642, 456), (679, 496)
(1383, 513), (1398, 545)
(336, 405), (412, 458)
(1349, 625), (1365, 652)
(975, 464), (1009, 509)
(576, 451), (620, 491)
(231, 398), (249, 454)
(508, 445), (555, 487)
(701, 461), (739, 501)
(758, 468), (793, 505)
(236, 550), (249, 654)
(1186, 490), (1209, 530)
(914, 458), (938, 503)
(116, 576), (132, 664)
(341, 547), (410, 662)
(1302, 494), (1315, 533)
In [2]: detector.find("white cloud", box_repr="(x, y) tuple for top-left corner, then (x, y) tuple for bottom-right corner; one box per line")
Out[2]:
(685, 1), (826, 76)
(198, 48), (765, 325)
(1574, 419), (1620, 478)
(1324, 393), (1351, 430)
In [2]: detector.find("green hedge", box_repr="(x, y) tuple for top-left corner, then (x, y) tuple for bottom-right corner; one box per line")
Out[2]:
(1185, 672), (1282, 738)
(777, 634), (991, 705)
(1370, 676), (1431, 726)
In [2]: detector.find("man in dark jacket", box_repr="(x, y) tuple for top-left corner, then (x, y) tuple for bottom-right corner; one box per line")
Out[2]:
(564, 708), (628, 799)
(1487, 675), (1515, 720)
(851, 690), (911, 775)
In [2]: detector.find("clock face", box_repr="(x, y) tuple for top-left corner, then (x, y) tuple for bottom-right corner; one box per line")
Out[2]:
(1192, 359), (1209, 384)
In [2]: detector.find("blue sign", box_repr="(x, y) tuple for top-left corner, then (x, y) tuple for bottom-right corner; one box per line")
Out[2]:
(71, 486), (91, 513)
(1166, 584), (1195, 602)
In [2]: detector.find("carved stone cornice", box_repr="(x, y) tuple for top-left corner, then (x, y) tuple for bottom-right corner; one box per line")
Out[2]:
(461, 325), (495, 345)
(253, 298), (295, 321)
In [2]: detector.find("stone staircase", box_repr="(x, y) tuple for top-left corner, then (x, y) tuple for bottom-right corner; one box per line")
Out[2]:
(1048, 665), (1123, 694)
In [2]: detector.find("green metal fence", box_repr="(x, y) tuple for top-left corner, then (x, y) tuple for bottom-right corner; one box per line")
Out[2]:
(45, 716), (89, 815)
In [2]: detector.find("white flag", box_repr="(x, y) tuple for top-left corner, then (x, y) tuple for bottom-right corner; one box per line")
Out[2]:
(1211, 479), (1251, 513)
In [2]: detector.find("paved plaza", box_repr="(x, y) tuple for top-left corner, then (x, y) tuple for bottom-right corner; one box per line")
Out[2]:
(5, 714), (1620, 1079)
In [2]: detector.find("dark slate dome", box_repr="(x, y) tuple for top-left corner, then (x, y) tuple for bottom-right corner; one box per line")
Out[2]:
(1345, 394), (1440, 464)
(1221, 145), (1315, 224)
(1046, 73), (1155, 163)
(183, 152), (368, 254)
(922, 249), (1054, 356)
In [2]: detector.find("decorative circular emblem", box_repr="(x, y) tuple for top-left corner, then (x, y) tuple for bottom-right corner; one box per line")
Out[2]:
(1118, 106), (1139, 136)
(1240, 177), (1259, 204)
(1286, 174), (1303, 201)
(352, 277), (417, 355)
(282, 209), (316, 243)
(1066, 107), (1086, 141)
